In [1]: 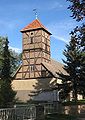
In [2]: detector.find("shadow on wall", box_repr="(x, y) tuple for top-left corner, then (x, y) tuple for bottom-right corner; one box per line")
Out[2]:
(29, 77), (58, 102)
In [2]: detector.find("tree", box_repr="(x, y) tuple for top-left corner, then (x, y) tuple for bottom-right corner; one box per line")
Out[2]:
(9, 50), (22, 75)
(0, 36), (22, 76)
(0, 37), (6, 74)
(0, 37), (16, 108)
(58, 0), (85, 101)
(58, 33), (81, 101)
(73, 25), (85, 97)
(67, 0), (85, 97)
(67, 0), (85, 21)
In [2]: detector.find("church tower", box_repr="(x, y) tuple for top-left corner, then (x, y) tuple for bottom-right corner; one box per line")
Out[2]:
(20, 19), (52, 79)
(12, 18), (66, 102)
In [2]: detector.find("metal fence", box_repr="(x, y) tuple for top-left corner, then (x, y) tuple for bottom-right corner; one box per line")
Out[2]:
(0, 105), (36, 120)
(0, 102), (63, 120)
(43, 102), (62, 114)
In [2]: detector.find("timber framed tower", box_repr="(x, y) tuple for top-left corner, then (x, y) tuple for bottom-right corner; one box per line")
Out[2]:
(20, 19), (52, 79)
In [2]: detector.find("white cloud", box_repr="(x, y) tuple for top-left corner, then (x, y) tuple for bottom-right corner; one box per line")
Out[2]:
(9, 46), (21, 53)
(53, 35), (68, 43)
(46, 19), (78, 43)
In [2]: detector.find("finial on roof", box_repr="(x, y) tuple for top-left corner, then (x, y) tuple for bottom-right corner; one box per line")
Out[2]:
(33, 9), (38, 19)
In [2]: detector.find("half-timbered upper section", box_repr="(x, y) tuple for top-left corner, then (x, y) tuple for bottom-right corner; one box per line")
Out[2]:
(14, 19), (53, 79)
(21, 19), (51, 58)
(17, 19), (52, 79)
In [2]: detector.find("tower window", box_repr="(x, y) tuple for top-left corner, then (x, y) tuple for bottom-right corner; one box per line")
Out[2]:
(45, 39), (47, 51)
(41, 70), (46, 77)
(30, 65), (35, 72)
(45, 44), (47, 51)
(31, 32), (33, 35)
(30, 37), (34, 44)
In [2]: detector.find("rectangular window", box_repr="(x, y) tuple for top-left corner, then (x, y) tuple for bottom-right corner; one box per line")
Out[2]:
(29, 37), (34, 44)
(41, 70), (46, 77)
(30, 65), (35, 72)
(31, 37), (34, 44)
(45, 44), (47, 51)
(45, 39), (47, 51)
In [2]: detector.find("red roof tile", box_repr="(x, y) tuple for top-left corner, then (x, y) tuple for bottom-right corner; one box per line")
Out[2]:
(21, 19), (51, 34)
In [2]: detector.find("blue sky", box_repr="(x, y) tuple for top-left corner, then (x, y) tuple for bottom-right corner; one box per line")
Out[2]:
(0, 0), (80, 63)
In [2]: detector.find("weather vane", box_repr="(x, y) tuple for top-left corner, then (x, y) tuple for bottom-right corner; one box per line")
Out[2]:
(33, 9), (38, 19)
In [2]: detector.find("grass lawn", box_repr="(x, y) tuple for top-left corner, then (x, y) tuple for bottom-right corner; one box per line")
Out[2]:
(44, 113), (77, 120)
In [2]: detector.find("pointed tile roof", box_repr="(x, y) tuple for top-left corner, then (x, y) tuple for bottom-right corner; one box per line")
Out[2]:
(21, 19), (51, 35)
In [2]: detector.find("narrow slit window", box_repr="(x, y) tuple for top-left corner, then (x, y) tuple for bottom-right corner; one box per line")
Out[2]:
(30, 65), (35, 72)
(45, 39), (47, 51)
(30, 37), (34, 44)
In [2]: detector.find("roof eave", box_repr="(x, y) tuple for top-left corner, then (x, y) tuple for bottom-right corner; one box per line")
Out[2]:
(41, 63), (57, 78)
(20, 27), (52, 35)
